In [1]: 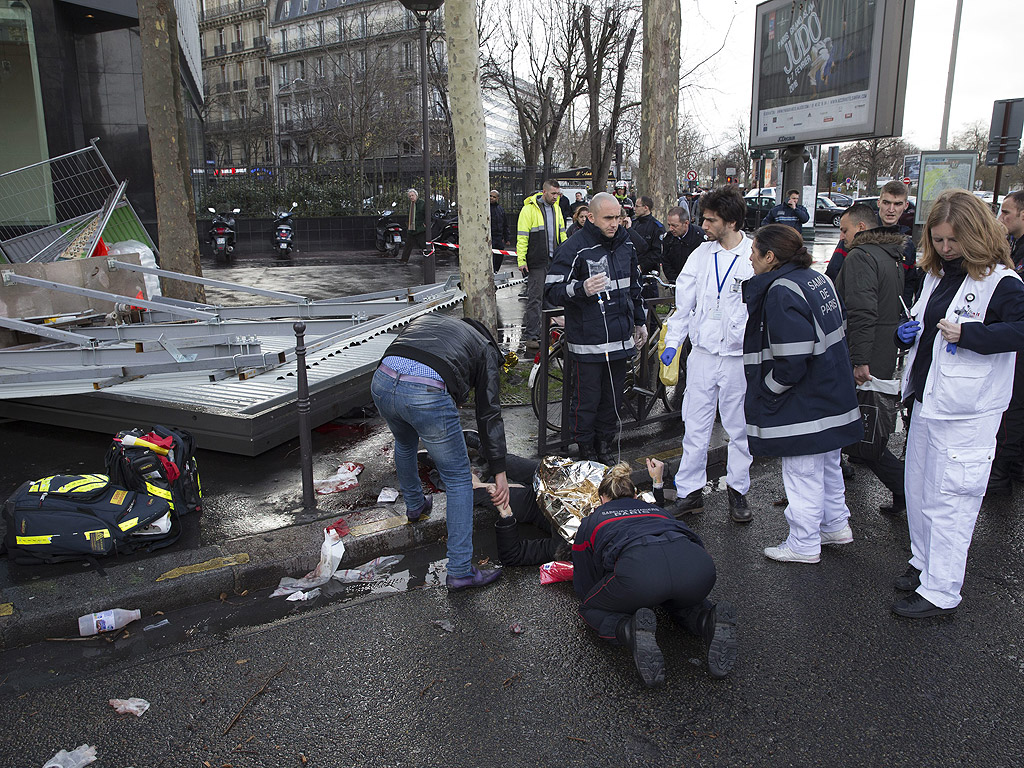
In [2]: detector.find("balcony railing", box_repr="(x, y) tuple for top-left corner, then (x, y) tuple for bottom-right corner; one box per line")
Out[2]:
(252, 35), (268, 48)
(269, 21), (414, 55)
(213, 44), (227, 57)
(254, 75), (271, 88)
(200, 0), (265, 23)
(212, 81), (230, 94)
(231, 40), (245, 52)
(233, 79), (248, 91)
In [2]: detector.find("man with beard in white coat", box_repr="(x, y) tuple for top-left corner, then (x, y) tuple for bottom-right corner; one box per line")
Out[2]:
(661, 186), (755, 523)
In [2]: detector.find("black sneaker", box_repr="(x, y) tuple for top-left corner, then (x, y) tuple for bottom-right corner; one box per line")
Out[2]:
(668, 489), (703, 518)
(703, 601), (738, 679)
(619, 608), (665, 688)
(726, 487), (752, 524)
(894, 565), (921, 591)
(880, 495), (907, 515)
(892, 592), (956, 618)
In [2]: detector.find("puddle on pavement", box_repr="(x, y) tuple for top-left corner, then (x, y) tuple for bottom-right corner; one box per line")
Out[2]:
(0, 540), (455, 696)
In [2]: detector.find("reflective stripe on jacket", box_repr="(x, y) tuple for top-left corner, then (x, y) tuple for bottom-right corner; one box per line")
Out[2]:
(516, 193), (567, 268)
(742, 264), (862, 457)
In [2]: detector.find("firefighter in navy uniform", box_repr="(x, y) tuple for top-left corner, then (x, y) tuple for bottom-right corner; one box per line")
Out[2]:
(571, 463), (738, 687)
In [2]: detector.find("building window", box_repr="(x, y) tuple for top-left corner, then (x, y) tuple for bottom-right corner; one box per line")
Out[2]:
(236, 62), (244, 80)
(280, 29), (287, 49)
(297, 60), (306, 80)
(258, 19), (266, 37)
(260, 59), (267, 77)
(220, 63), (227, 82)
(317, 20), (325, 42)
(301, 0), (308, 12)
(282, 103), (291, 122)
(279, 63), (288, 87)
(316, 57), (324, 77)
(239, 102), (247, 120)
(235, 24), (242, 43)
(357, 15), (366, 37)
(337, 16), (346, 41)
(357, 49), (365, 70)
(403, 42), (411, 69)
(217, 28), (224, 46)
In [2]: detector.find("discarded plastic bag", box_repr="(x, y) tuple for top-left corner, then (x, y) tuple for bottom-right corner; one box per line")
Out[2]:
(286, 587), (321, 602)
(271, 530), (346, 597)
(43, 744), (97, 768)
(334, 554), (404, 583)
(539, 561), (574, 584)
(108, 697), (150, 717)
(314, 462), (364, 494)
(377, 486), (400, 503)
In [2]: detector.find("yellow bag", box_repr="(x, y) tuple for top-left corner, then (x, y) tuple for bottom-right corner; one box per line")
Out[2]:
(657, 312), (679, 386)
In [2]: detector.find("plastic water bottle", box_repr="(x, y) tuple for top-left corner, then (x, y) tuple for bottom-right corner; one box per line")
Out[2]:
(78, 608), (141, 636)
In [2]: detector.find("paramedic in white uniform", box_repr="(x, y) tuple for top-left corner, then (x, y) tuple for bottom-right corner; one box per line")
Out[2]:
(893, 190), (1024, 618)
(661, 186), (754, 524)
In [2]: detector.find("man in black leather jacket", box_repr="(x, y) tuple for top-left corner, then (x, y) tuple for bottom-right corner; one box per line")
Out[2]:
(371, 314), (508, 590)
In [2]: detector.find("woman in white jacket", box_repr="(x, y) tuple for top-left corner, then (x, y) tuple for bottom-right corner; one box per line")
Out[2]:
(894, 190), (1024, 618)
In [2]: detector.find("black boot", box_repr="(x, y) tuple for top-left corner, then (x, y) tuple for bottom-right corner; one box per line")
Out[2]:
(577, 441), (596, 461)
(596, 436), (617, 465)
(726, 486), (753, 524)
(614, 608), (665, 688)
(879, 494), (907, 515)
(667, 489), (703, 518)
(987, 461), (1012, 496)
(699, 601), (738, 679)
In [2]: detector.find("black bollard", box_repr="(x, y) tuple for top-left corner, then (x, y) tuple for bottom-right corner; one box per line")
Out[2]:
(294, 322), (316, 511)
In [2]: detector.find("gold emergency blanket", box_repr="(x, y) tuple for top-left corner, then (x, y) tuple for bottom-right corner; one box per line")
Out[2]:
(533, 456), (606, 544)
(533, 456), (658, 543)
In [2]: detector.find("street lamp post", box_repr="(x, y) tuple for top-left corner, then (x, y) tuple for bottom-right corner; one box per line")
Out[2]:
(399, 0), (444, 285)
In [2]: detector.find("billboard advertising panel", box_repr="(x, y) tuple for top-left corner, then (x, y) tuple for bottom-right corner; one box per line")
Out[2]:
(750, 0), (913, 149)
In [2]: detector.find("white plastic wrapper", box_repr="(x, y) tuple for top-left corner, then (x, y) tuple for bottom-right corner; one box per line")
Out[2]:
(285, 587), (321, 602)
(271, 530), (346, 597)
(376, 486), (400, 503)
(333, 555), (404, 583)
(108, 697), (150, 717)
(43, 745), (97, 768)
(107, 240), (161, 299)
(314, 462), (364, 494)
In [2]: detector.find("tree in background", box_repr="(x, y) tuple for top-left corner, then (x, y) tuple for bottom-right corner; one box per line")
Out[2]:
(840, 137), (919, 195)
(447, 0), (497, 332)
(481, 0), (589, 191)
(636, 0), (679, 220)
(580, 0), (640, 194)
(138, 0), (204, 300)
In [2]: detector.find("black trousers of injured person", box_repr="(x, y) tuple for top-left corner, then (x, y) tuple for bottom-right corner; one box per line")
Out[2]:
(580, 534), (716, 643)
(569, 357), (627, 447)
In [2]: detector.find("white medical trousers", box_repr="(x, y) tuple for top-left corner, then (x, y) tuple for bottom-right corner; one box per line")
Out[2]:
(780, 450), (850, 556)
(905, 411), (999, 609)
(674, 348), (751, 496)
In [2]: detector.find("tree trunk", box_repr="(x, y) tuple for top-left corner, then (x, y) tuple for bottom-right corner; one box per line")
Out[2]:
(137, 0), (204, 302)
(638, 0), (680, 221)
(446, 0), (497, 334)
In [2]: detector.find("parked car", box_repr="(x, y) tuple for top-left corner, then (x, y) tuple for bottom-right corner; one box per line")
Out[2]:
(744, 187), (776, 200)
(824, 191), (853, 207)
(815, 195), (845, 227)
(853, 196), (879, 211)
(743, 196), (778, 230)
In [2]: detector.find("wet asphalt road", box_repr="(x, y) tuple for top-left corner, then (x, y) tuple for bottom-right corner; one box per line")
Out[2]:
(2, 450), (1023, 767)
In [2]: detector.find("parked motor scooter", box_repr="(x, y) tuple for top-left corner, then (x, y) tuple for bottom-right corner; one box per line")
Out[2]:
(207, 207), (240, 263)
(272, 202), (298, 258)
(431, 208), (459, 261)
(374, 204), (403, 255)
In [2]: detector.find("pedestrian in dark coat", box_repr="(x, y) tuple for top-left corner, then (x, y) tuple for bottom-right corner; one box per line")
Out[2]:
(489, 190), (510, 272)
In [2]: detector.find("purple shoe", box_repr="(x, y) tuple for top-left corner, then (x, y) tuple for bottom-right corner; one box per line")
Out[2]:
(406, 495), (432, 523)
(446, 565), (503, 591)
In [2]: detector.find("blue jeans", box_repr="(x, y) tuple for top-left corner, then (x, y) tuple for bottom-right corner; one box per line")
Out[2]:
(370, 369), (474, 577)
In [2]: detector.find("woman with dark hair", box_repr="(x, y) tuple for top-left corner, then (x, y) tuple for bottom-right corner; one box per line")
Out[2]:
(742, 224), (863, 564)
(572, 462), (737, 687)
(893, 190), (1024, 617)
(565, 205), (590, 237)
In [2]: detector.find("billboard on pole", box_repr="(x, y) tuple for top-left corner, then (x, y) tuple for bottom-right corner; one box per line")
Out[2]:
(750, 0), (914, 149)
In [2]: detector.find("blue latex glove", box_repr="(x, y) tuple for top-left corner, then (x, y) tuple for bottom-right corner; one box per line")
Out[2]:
(661, 347), (677, 366)
(946, 342), (958, 355)
(896, 320), (921, 344)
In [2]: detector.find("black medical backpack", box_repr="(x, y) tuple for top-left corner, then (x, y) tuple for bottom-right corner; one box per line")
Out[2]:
(2, 473), (176, 567)
(103, 425), (202, 517)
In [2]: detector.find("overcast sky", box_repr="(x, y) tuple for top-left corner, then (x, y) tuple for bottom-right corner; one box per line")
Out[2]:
(680, 0), (1019, 152)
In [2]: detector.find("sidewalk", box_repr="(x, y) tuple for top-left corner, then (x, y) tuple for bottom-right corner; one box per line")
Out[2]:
(0, 246), (733, 648)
